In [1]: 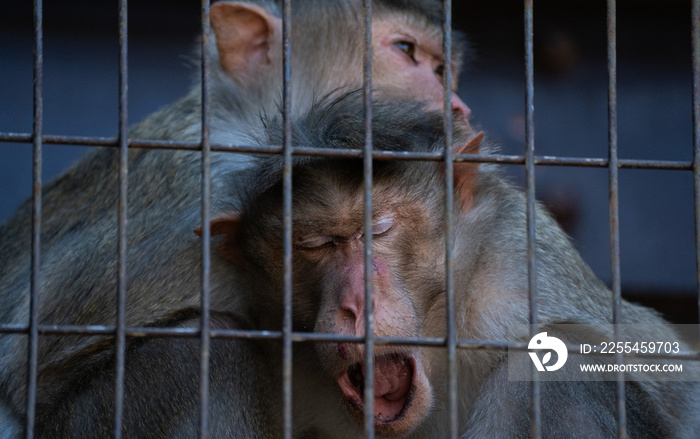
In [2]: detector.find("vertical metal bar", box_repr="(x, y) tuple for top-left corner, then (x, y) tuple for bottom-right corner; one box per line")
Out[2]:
(199, 1), (212, 437)
(692, 0), (700, 322)
(114, 1), (129, 438)
(606, 2), (627, 437)
(441, 1), (458, 438)
(25, 1), (43, 437)
(281, 0), (293, 438)
(361, 1), (375, 438)
(523, 1), (540, 438)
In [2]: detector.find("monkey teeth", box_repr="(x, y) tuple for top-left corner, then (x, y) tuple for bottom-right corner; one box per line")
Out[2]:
(337, 354), (415, 424)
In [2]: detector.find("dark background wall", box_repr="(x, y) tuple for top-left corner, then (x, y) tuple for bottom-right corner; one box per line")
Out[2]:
(0, 0), (697, 322)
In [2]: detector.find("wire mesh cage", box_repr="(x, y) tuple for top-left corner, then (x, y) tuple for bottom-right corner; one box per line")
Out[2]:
(0, 0), (698, 438)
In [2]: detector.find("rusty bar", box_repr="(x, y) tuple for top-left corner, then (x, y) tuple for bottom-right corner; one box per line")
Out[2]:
(281, 0), (294, 437)
(523, 1), (541, 438)
(114, 0), (129, 437)
(199, 1), (212, 437)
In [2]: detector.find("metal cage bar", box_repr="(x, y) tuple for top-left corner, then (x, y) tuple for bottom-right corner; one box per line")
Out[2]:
(3, 320), (699, 357)
(114, 0), (129, 437)
(361, 1), (376, 438)
(2, 134), (696, 169)
(523, 1), (541, 438)
(281, 0), (294, 437)
(198, 1), (213, 437)
(606, 1), (627, 437)
(25, 1), (43, 437)
(441, 1), (459, 438)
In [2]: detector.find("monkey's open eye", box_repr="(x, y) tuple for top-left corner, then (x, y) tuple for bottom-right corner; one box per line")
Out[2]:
(395, 41), (416, 62)
(298, 236), (333, 249)
(371, 218), (394, 236)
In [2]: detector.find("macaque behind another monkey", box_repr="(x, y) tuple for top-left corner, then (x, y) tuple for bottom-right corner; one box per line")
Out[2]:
(207, 94), (700, 438)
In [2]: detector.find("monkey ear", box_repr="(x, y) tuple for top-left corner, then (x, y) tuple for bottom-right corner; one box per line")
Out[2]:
(453, 132), (484, 213)
(210, 2), (282, 80)
(194, 213), (244, 265)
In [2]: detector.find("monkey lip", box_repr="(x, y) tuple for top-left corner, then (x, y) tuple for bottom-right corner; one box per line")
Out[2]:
(337, 354), (415, 424)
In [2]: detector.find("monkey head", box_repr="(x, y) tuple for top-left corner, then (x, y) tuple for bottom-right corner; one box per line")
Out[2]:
(200, 96), (483, 436)
(209, 1), (472, 125)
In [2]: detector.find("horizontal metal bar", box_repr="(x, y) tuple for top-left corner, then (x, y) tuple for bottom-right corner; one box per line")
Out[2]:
(0, 132), (693, 170)
(1, 323), (697, 361)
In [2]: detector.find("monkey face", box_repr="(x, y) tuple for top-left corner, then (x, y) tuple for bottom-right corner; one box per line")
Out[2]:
(226, 159), (447, 435)
(372, 18), (472, 128)
(285, 175), (445, 436)
(208, 95), (480, 436)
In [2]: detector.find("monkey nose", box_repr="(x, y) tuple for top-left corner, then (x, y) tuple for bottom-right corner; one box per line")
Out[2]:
(340, 300), (364, 326)
(451, 94), (472, 125)
(339, 292), (377, 336)
(340, 305), (359, 322)
(339, 305), (366, 337)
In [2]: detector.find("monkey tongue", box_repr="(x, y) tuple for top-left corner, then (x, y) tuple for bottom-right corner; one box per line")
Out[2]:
(339, 356), (413, 422)
(363, 356), (412, 402)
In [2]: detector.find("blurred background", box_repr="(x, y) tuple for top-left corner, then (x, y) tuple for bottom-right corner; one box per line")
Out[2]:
(0, 0), (697, 322)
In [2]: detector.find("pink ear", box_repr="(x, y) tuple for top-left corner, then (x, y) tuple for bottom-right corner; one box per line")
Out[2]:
(194, 213), (244, 264)
(210, 2), (282, 79)
(453, 132), (484, 213)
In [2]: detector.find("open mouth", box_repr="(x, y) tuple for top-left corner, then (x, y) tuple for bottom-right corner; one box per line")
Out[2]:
(337, 354), (415, 423)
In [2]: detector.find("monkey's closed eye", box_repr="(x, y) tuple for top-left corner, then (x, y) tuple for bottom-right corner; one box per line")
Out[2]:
(371, 218), (394, 236)
(298, 236), (334, 249)
(395, 41), (417, 62)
